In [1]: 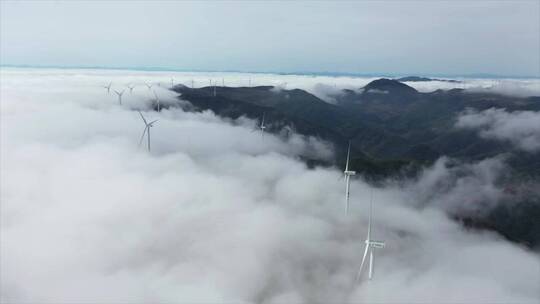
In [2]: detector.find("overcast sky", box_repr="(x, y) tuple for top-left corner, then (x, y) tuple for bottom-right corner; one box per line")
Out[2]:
(1, 1), (539, 77)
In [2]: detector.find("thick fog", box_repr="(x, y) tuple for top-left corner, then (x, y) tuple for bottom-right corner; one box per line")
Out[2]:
(1, 68), (539, 303)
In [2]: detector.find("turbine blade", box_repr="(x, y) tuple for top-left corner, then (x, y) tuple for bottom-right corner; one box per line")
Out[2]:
(139, 126), (148, 147)
(148, 119), (158, 125)
(138, 110), (148, 124)
(368, 249), (374, 280)
(356, 245), (370, 282)
(346, 141), (351, 171)
(368, 188), (373, 240)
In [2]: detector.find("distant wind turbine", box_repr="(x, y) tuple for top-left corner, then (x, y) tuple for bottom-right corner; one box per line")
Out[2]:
(343, 141), (356, 214)
(127, 84), (135, 94)
(103, 82), (112, 94)
(144, 82), (154, 90)
(213, 81), (217, 97)
(170, 77), (174, 87)
(356, 190), (385, 282)
(222, 78), (225, 87)
(191, 79), (194, 88)
(137, 110), (158, 152)
(114, 89), (125, 105)
(258, 113), (266, 137)
(152, 90), (161, 111)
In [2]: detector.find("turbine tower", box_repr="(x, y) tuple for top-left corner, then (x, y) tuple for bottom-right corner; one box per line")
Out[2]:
(356, 191), (385, 282)
(137, 110), (158, 152)
(170, 77), (174, 87)
(103, 82), (112, 94)
(213, 81), (217, 97)
(114, 89), (125, 105)
(343, 141), (356, 214)
(152, 90), (161, 111)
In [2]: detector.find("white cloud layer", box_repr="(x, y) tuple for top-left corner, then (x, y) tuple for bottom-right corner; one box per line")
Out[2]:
(456, 108), (540, 152)
(1, 68), (539, 303)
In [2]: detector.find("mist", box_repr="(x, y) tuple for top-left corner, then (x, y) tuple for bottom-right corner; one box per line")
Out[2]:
(1, 68), (539, 303)
(456, 108), (540, 152)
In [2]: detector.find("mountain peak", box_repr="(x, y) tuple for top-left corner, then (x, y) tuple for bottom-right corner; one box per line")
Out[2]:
(363, 78), (418, 95)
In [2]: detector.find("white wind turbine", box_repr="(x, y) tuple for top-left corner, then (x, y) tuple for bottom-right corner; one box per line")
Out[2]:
(152, 90), (161, 111)
(356, 190), (385, 282)
(127, 83), (135, 94)
(251, 112), (267, 137)
(343, 141), (356, 214)
(137, 110), (158, 152)
(114, 89), (125, 105)
(144, 82), (154, 91)
(170, 77), (174, 87)
(258, 112), (266, 136)
(103, 82), (112, 94)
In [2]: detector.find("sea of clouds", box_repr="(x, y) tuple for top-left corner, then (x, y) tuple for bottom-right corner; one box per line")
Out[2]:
(1, 68), (539, 303)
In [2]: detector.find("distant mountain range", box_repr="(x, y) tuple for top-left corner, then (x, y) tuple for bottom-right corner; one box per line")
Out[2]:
(170, 78), (540, 175)
(167, 78), (540, 248)
(396, 76), (460, 83)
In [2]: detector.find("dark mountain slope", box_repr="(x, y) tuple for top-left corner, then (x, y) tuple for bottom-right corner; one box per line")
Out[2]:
(170, 80), (540, 178)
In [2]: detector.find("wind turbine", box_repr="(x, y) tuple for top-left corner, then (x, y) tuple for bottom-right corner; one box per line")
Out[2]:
(103, 82), (112, 94)
(152, 90), (161, 111)
(344, 141), (356, 214)
(137, 110), (158, 152)
(356, 190), (385, 282)
(222, 78), (225, 87)
(127, 84), (135, 94)
(114, 89), (125, 105)
(213, 81), (217, 97)
(191, 79), (194, 88)
(144, 82), (154, 91)
(170, 77), (174, 87)
(258, 112), (266, 136)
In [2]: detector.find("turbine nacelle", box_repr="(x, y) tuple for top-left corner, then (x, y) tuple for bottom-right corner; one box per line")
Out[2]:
(367, 240), (386, 249)
(344, 170), (356, 176)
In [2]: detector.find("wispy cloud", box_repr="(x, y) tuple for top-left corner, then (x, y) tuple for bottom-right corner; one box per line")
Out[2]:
(456, 108), (540, 152)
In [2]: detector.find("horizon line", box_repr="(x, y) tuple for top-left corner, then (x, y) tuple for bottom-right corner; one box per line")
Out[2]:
(1, 64), (539, 79)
